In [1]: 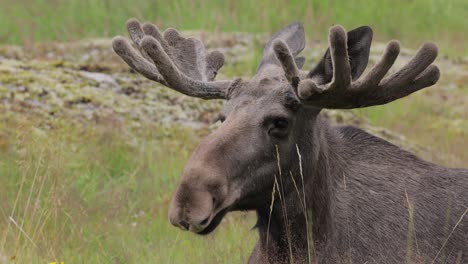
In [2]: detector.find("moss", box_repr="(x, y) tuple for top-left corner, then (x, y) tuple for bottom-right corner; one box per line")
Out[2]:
(0, 34), (466, 168)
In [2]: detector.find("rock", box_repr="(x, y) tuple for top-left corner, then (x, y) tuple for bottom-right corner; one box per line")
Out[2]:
(0, 32), (465, 166)
(80, 71), (120, 89)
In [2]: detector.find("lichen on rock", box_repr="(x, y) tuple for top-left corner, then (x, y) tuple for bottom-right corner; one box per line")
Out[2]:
(0, 31), (466, 166)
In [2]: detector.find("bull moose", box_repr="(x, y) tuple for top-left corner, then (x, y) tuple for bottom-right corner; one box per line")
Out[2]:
(112, 19), (468, 263)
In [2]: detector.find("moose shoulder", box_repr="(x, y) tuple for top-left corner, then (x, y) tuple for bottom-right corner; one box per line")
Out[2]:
(113, 19), (468, 263)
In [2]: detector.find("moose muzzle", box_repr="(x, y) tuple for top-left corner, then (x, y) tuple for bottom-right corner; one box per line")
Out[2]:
(168, 181), (216, 233)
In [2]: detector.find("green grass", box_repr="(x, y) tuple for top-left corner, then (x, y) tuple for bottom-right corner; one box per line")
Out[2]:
(0, 1), (466, 262)
(0, 0), (466, 55)
(0, 120), (257, 263)
(352, 73), (467, 167)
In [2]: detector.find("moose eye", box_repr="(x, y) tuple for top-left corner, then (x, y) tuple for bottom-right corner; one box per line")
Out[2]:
(268, 117), (290, 138)
(273, 118), (289, 129)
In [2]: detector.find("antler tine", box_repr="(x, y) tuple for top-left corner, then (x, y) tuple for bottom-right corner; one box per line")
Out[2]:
(112, 19), (231, 100)
(140, 36), (230, 99)
(126, 19), (163, 67)
(327, 26), (352, 90)
(273, 39), (310, 90)
(352, 41), (439, 105)
(295, 26), (352, 95)
(205, 51), (225, 81)
(296, 25), (440, 109)
(141, 22), (171, 53)
(353, 40), (400, 90)
(273, 40), (300, 81)
(379, 42), (438, 91)
(127, 19), (145, 46)
(382, 64), (440, 103)
(112, 36), (164, 83)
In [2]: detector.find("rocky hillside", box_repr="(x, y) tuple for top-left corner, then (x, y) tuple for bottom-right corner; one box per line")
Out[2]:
(0, 31), (466, 165)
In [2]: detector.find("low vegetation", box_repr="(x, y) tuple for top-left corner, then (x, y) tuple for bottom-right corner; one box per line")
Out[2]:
(0, 119), (257, 263)
(0, 1), (466, 262)
(0, 0), (467, 56)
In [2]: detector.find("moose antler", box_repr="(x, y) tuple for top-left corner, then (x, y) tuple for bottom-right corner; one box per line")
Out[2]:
(112, 19), (232, 99)
(273, 25), (440, 109)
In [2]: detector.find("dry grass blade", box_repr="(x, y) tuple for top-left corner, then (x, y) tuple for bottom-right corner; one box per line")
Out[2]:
(266, 176), (278, 263)
(275, 145), (294, 262)
(296, 144), (313, 264)
(431, 207), (468, 264)
(8, 217), (37, 249)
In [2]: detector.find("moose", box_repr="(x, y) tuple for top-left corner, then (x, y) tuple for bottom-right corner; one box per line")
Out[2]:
(112, 19), (467, 263)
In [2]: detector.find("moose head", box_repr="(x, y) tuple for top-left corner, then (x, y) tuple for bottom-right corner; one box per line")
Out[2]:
(112, 19), (467, 263)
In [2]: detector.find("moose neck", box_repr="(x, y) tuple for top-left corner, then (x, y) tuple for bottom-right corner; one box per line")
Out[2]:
(255, 111), (343, 262)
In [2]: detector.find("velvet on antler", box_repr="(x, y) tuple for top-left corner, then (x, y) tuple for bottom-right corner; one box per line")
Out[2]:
(112, 19), (232, 99)
(274, 25), (440, 109)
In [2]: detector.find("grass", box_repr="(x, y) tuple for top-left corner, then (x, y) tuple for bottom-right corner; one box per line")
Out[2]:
(0, 105), (464, 263)
(0, 119), (257, 263)
(0, 0), (466, 262)
(352, 80), (467, 167)
(0, 0), (466, 56)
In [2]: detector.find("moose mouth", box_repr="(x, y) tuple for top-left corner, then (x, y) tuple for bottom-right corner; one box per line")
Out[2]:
(195, 208), (229, 235)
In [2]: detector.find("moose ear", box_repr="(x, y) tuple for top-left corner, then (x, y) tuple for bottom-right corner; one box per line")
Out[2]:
(309, 26), (373, 84)
(256, 22), (306, 74)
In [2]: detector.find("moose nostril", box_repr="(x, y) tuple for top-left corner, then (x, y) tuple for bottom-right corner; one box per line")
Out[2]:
(179, 220), (190, 230)
(200, 216), (210, 227)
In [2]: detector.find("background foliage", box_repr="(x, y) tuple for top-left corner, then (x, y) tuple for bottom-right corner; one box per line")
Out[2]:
(0, 0), (467, 55)
(0, 0), (466, 263)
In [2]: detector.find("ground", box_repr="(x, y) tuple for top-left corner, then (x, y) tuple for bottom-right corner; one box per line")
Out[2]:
(0, 31), (466, 263)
